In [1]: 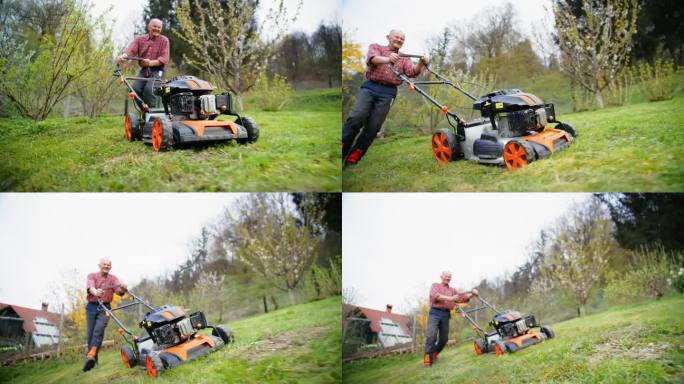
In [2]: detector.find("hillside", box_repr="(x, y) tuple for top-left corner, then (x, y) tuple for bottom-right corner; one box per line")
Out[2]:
(343, 294), (684, 384)
(0, 88), (341, 192)
(0, 296), (341, 384)
(343, 93), (684, 191)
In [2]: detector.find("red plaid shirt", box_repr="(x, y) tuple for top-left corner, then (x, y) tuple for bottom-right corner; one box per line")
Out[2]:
(125, 34), (170, 67)
(86, 272), (125, 303)
(365, 44), (420, 86)
(429, 283), (470, 310)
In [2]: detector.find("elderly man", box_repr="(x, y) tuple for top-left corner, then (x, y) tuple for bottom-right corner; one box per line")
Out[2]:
(342, 29), (429, 167)
(82, 258), (127, 372)
(116, 18), (170, 110)
(424, 271), (478, 367)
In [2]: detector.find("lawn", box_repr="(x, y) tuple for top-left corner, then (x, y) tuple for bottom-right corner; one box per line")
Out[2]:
(0, 296), (341, 384)
(0, 88), (341, 192)
(343, 93), (684, 191)
(343, 294), (684, 384)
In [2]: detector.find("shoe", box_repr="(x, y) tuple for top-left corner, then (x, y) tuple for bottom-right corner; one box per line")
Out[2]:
(432, 351), (439, 362)
(82, 358), (96, 372)
(423, 353), (432, 367)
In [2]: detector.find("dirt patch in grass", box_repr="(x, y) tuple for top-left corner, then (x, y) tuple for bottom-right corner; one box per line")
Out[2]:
(589, 324), (669, 363)
(237, 325), (331, 359)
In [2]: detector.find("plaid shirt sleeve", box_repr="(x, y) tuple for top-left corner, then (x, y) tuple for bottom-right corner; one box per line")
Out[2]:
(366, 44), (383, 66)
(400, 57), (418, 78)
(125, 37), (140, 57)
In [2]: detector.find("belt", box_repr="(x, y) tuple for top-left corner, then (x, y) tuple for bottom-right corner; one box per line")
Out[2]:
(431, 307), (450, 312)
(369, 79), (398, 87)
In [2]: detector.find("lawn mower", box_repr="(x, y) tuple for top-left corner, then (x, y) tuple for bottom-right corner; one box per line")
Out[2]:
(114, 56), (259, 152)
(391, 54), (576, 170)
(96, 285), (234, 378)
(454, 294), (554, 356)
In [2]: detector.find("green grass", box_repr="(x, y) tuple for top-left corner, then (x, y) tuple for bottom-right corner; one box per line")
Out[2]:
(343, 93), (684, 191)
(0, 296), (341, 384)
(343, 294), (684, 384)
(0, 88), (341, 191)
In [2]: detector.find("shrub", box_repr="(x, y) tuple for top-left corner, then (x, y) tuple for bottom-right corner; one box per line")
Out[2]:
(669, 267), (684, 293)
(252, 73), (293, 112)
(571, 87), (595, 112)
(604, 69), (634, 107)
(604, 247), (674, 303)
(636, 59), (683, 102)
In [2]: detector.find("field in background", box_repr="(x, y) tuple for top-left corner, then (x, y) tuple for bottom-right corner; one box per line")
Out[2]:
(0, 88), (341, 192)
(343, 294), (684, 384)
(0, 296), (341, 384)
(343, 92), (684, 191)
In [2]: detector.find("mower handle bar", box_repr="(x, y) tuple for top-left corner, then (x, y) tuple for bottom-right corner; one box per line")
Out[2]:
(453, 294), (503, 337)
(96, 288), (157, 336)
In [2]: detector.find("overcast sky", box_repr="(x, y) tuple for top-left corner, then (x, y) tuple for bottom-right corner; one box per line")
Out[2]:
(0, 193), (245, 309)
(342, 193), (590, 314)
(342, 0), (554, 56)
(91, 0), (341, 48)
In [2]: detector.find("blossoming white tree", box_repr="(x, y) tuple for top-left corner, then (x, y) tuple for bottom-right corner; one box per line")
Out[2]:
(553, 0), (639, 108)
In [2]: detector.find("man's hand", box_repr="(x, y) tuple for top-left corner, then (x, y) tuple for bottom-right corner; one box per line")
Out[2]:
(420, 55), (430, 66)
(388, 53), (400, 64)
(141, 59), (151, 67)
(116, 54), (128, 65)
(90, 288), (103, 297)
(471, 289), (479, 297)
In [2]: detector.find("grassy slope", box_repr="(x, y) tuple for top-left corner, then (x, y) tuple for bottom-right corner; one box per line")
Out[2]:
(0, 88), (341, 192)
(343, 294), (684, 384)
(0, 296), (341, 384)
(343, 93), (684, 191)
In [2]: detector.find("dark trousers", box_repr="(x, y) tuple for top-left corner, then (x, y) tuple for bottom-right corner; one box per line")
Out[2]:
(342, 86), (394, 163)
(132, 68), (164, 110)
(85, 302), (110, 361)
(425, 308), (450, 355)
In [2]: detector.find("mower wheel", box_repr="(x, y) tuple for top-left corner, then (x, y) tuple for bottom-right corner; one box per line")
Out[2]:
(503, 139), (536, 170)
(124, 112), (141, 142)
(212, 325), (235, 344)
(120, 345), (137, 368)
(145, 350), (164, 378)
(151, 116), (173, 152)
(541, 325), (555, 339)
(556, 122), (577, 138)
(474, 339), (487, 355)
(210, 335), (225, 350)
(235, 116), (259, 144)
(493, 340), (507, 356)
(432, 128), (458, 163)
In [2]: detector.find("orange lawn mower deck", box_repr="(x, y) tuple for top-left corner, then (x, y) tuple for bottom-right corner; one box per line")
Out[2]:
(96, 285), (234, 378)
(455, 294), (555, 356)
(391, 54), (576, 170)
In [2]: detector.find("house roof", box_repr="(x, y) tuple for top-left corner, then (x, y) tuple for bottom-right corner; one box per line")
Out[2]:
(0, 303), (60, 333)
(343, 304), (413, 337)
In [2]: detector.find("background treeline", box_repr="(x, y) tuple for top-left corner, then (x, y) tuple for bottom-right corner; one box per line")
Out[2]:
(0, 0), (341, 120)
(342, 0), (684, 136)
(406, 193), (684, 348)
(50, 192), (341, 361)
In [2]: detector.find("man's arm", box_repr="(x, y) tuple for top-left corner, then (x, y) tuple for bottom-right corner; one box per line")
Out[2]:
(86, 274), (102, 297)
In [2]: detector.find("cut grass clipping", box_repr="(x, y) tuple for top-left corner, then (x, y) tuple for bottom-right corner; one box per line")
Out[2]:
(0, 296), (341, 384)
(0, 88), (341, 192)
(343, 93), (684, 191)
(343, 294), (684, 384)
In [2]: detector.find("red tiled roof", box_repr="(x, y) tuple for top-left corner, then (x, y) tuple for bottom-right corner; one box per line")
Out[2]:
(344, 304), (413, 337)
(0, 303), (60, 333)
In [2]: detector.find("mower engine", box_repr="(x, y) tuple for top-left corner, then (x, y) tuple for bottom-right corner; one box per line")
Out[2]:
(140, 304), (208, 349)
(158, 76), (233, 120)
(473, 89), (556, 138)
(490, 310), (538, 339)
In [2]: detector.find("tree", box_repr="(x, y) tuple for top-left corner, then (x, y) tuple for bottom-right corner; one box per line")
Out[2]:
(541, 198), (617, 316)
(222, 193), (322, 304)
(553, 0), (639, 108)
(174, 0), (301, 110)
(342, 33), (364, 82)
(71, 5), (117, 117)
(310, 22), (341, 87)
(596, 193), (684, 253)
(0, 0), (95, 120)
